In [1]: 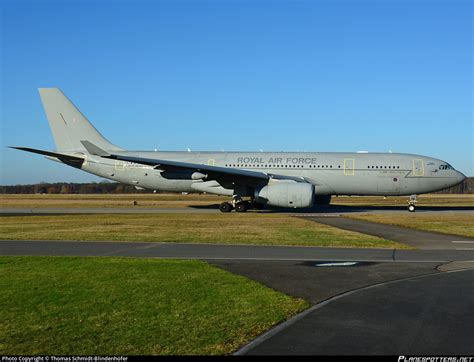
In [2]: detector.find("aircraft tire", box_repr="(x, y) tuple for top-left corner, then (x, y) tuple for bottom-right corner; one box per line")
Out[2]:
(219, 202), (233, 213)
(235, 202), (248, 213)
(408, 204), (416, 212)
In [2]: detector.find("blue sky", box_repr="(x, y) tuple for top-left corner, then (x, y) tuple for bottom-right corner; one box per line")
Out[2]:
(1, 0), (472, 184)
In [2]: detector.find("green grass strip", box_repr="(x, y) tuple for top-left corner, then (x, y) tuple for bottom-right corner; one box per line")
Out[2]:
(0, 256), (308, 355)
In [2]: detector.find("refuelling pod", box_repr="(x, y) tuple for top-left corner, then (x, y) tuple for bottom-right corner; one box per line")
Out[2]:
(191, 180), (233, 196)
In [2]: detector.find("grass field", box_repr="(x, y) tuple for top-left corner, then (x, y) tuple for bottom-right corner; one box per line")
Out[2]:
(0, 213), (406, 248)
(0, 256), (309, 355)
(0, 193), (227, 208)
(1, 193), (473, 209)
(347, 214), (474, 238)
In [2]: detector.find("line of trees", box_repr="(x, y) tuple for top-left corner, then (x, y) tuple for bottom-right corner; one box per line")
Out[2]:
(434, 177), (473, 194)
(1, 178), (472, 194)
(0, 181), (153, 194)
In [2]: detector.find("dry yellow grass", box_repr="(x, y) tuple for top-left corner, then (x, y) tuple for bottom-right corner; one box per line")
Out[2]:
(1, 193), (472, 209)
(0, 213), (408, 249)
(347, 213), (474, 238)
(0, 193), (226, 208)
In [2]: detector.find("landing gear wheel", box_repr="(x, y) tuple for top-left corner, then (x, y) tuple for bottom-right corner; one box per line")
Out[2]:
(235, 202), (248, 213)
(219, 202), (233, 213)
(407, 194), (417, 213)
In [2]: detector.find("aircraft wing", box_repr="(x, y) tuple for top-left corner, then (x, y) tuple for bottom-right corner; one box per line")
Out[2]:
(80, 141), (306, 189)
(105, 153), (269, 188)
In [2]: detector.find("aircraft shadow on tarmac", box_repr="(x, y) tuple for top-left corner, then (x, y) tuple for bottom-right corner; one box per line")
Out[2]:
(189, 204), (474, 213)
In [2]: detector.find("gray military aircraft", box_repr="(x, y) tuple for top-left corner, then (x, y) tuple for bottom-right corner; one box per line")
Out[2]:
(12, 88), (466, 212)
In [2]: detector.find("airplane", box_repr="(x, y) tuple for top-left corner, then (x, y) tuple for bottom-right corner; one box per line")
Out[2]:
(11, 88), (467, 213)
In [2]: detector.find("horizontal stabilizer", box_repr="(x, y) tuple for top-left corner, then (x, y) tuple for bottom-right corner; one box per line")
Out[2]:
(10, 147), (85, 168)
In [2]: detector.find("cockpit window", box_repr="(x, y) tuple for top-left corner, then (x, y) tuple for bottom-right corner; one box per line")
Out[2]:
(439, 164), (454, 170)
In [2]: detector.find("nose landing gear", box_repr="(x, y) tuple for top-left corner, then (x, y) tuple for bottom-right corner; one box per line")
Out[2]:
(407, 195), (417, 212)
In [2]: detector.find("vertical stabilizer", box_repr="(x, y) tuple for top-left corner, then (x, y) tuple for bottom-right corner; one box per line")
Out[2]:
(38, 88), (123, 152)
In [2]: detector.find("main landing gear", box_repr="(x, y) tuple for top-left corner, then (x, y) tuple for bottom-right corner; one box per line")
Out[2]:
(219, 200), (251, 213)
(219, 198), (264, 213)
(219, 202), (233, 213)
(407, 194), (417, 212)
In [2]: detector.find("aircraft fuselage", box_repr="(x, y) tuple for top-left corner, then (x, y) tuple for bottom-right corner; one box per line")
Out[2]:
(81, 150), (465, 197)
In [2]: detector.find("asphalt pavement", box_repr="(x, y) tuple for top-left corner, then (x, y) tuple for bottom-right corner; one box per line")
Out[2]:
(2, 240), (474, 261)
(236, 269), (474, 355)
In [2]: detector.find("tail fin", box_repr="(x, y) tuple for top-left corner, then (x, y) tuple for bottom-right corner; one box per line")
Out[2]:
(38, 88), (123, 152)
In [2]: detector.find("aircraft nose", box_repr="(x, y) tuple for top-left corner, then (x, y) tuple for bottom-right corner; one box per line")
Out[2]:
(453, 171), (467, 186)
(456, 171), (467, 185)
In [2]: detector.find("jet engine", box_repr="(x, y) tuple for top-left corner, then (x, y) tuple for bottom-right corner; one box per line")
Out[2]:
(255, 182), (314, 208)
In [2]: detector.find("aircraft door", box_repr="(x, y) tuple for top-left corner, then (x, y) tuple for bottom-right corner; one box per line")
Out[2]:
(412, 159), (424, 177)
(344, 159), (355, 175)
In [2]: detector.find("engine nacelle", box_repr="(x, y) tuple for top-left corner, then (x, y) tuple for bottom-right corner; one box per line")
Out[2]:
(255, 182), (315, 208)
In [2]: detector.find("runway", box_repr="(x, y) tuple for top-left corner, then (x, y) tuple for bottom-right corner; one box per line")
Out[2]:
(2, 240), (474, 261)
